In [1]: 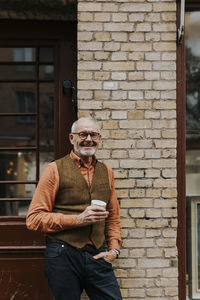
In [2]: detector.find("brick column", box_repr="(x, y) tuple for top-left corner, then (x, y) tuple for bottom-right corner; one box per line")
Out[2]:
(78, 1), (178, 299)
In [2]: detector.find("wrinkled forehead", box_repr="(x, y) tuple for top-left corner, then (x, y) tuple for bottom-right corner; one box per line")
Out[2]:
(75, 120), (99, 132)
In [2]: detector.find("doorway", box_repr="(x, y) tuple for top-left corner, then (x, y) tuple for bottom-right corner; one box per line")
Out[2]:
(0, 20), (77, 299)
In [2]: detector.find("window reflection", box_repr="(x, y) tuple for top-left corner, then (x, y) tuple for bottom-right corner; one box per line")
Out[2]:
(186, 11), (200, 300)
(0, 183), (35, 199)
(39, 47), (54, 62)
(186, 12), (200, 147)
(39, 65), (54, 80)
(0, 152), (36, 181)
(16, 91), (35, 123)
(198, 204), (200, 290)
(0, 83), (36, 114)
(13, 48), (35, 62)
(0, 201), (30, 216)
(0, 46), (55, 218)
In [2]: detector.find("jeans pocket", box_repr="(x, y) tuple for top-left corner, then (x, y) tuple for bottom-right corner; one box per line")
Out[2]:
(89, 255), (112, 268)
(100, 258), (112, 266)
(45, 244), (63, 258)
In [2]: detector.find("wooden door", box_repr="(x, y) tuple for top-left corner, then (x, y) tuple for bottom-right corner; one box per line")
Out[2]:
(0, 20), (77, 299)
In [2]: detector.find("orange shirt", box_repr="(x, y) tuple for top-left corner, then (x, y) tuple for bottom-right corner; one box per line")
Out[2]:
(26, 151), (122, 251)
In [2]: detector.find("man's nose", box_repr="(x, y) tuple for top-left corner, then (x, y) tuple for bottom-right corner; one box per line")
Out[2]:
(85, 133), (92, 141)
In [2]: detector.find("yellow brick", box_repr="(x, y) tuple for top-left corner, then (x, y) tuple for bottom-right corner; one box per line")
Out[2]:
(153, 42), (176, 51)
(128, 72), (144, 81)
(116, 189), (129, 198)
(129, 289), (145, 297)
(78, 12), (93, 22)
(128, 111), (143, 119)
(94, 90), (110, 100)
(94, 52), (110, 60)
(146, 288), (163, 297)
(78, 2), (102, 11)
(147, 248), (163, 257)
(94, 72), (110, 80)
(129, 269), (145, 277)
(121, 42), (152, 51)
(114, 269), (128, 278)
(165, 287), (178, 296)
(94, 32), (110, 41)
(111, 131), (127, 139)
(94, 12), (111, 22)
(136, 22), (151, 32)
(78, 71), (93, 80)
(153, 2), (176, 12)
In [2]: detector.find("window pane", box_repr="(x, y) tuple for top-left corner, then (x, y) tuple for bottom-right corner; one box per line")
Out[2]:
(186, 11), (200, 300)
(39, 83), (54, 173)
(0, 48), (35, 62)
(0, 201), (30, 216)
(16, 90), (35, 115)
(39, 65), (54, 80)
(0, 65), (35, 80)
(39, 47), (54, 62)
(0, 83), (36, 113)
(39, 83), (54, 142)
(186, 12), (200, 148)
(0, 116), (36, 147)
(0, 152), (36, 181)
(198, 204), (200, 289)
(0, 183), (35, 199)
(186, 150), (200, 196)
(13, 48), (35, 62)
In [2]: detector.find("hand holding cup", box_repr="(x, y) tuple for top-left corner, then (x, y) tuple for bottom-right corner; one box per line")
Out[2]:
(76, 200), (108, 226)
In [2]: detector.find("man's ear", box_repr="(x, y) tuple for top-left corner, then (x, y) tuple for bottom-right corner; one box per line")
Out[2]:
(69, 133), (74, 145)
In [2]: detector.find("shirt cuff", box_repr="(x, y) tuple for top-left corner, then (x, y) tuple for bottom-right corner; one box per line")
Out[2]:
(61, 214), (77, 229)
(108, 239), (121, 251)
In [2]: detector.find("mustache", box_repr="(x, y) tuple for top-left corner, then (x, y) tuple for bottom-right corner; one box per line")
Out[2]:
(80, 141), (97, 147)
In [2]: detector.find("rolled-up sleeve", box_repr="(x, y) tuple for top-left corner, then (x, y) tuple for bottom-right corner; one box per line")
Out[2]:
(26, 162), (77, 232)
(105, 165), (122, 251)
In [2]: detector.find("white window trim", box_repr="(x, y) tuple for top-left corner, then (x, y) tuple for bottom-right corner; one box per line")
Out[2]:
(192, 198), (200, 299)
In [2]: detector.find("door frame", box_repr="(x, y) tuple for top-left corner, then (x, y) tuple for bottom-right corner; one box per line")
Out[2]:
(176, 0), (187, 295)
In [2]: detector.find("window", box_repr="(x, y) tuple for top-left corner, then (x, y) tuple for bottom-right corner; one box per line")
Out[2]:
(16, 91), (35, 123)
(13, 48), (34, 62)
(186, 11), (200, 300)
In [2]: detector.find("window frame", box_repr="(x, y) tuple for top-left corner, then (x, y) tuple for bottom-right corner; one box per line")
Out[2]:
(191, 198), (200, 299)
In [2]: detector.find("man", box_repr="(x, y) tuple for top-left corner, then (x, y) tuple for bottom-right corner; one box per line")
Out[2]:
(26, 117), (122, 300)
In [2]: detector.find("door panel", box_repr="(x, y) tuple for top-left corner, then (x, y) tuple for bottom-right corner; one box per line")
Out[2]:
(0, 20), (77, 299)
(0, 254), (49, 300)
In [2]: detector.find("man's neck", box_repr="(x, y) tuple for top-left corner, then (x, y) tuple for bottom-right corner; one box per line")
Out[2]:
(81, 156), (93, 167)
(74, 151), (93, 167)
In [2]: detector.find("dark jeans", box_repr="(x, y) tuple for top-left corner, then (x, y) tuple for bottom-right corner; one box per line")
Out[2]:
(44, 240), (122, 300)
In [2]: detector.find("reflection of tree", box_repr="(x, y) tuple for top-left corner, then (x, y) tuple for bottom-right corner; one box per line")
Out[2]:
(186, 43), (200, 148)
(0, 154), (19, 215)
(39, 93), (54, 149)
(186, 45), (200, 130)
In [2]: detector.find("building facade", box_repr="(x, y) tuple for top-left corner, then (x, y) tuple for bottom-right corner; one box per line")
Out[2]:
(78, 0), (178, 299)
(1, 0), (200, 299)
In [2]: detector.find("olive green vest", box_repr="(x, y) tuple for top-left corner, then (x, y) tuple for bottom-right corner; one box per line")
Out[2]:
(47, 154), (111, 249)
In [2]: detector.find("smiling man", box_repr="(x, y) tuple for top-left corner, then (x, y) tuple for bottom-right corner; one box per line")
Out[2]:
(26, 117), (122, 300)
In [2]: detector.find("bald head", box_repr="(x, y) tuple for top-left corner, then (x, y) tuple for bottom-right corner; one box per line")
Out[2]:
(71, 118), (100, 134)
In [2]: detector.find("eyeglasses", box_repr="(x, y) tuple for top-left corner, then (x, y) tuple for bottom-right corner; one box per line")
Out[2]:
(73, 132), (100, 140)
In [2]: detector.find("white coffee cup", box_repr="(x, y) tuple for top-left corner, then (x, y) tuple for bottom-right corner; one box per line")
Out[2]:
(91, 200), (106, 209)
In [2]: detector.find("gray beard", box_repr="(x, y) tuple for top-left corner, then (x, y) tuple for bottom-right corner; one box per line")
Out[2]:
(74, 146), (97, 157)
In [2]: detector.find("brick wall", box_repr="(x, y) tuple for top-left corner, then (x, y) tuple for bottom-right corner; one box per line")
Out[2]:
(78, 0), (178, 299)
